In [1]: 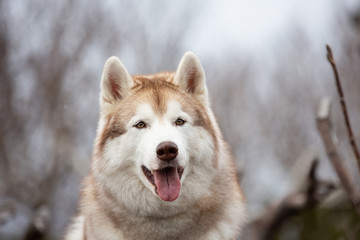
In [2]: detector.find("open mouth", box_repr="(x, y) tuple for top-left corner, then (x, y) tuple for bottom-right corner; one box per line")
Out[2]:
(142, 165), (184, 202)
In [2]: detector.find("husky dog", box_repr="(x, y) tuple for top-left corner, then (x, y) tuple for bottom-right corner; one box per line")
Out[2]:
(65, 52), (246, 240)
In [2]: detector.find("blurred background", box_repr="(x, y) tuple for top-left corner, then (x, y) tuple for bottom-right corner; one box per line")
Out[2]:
(0, 0), (360, 239)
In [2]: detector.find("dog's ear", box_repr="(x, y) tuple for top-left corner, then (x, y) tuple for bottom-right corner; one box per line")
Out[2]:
(174, 52), (209, 105)
(100, 56), (133, 107)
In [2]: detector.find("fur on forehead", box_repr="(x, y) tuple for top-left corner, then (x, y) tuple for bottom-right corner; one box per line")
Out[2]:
(100, 72), (213, 130)
(114, 73), (203, 117)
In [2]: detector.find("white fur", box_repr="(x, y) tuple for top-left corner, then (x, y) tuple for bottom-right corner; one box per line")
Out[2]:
(64, 216), (84, 239)
(94, 100), (217, 216)
(65, 52), (246, 240)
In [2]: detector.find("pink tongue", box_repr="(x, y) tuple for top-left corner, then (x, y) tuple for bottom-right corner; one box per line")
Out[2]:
(153, 167), (181, 201)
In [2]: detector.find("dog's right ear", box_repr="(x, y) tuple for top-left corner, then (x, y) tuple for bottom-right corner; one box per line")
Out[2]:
(100, 56), (133, 107)
(174, 52), (209, 106)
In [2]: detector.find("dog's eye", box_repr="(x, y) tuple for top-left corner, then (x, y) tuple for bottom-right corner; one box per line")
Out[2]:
(175, 118), (186, 126)
(134, 121), (147, 129)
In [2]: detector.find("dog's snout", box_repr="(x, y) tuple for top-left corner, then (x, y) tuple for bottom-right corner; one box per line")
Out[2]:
(156, 141), (178, 162)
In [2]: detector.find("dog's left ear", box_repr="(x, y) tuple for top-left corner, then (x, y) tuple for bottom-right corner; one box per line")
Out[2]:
(174, 52), (209, 105)
(100, 56), (133, 108)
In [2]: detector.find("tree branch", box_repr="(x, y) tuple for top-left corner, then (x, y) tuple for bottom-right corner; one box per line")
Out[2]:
(243, 158), (336, 240)
(326, 44), (360, 174)
(316, 97), (360, 217)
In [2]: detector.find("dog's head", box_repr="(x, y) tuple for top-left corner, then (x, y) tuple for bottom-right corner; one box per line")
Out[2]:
(93, 53), (219, 204)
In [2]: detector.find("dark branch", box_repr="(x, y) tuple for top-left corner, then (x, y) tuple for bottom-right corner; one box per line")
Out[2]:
(243, 158), (336, 240)
(316, 97), (360, 218)
(326, 44), (360, 174)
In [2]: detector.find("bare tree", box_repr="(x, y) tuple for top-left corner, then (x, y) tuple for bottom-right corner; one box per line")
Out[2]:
(0, 1), (200, 239)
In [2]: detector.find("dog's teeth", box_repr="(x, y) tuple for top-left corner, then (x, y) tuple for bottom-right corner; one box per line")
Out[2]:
(142, 165), (156, 186)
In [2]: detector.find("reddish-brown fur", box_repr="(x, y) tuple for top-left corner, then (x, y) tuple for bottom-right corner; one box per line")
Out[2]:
(97, 72), (219, 166)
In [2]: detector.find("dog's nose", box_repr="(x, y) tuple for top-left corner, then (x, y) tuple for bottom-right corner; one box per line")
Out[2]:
(156, 141), (178, 162)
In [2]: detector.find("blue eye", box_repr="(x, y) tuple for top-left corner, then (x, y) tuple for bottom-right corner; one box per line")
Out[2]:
(134, 121), (147, 129)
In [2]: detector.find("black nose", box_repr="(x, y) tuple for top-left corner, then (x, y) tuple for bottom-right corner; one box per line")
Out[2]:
(156, 141), (178, 162)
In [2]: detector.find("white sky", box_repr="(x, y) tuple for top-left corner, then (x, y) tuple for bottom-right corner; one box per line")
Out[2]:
(186, 0), (359, 56)
(182, 0), (359, 105)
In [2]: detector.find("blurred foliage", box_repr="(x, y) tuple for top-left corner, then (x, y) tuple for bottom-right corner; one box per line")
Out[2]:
(274, 205), (359, 240)
(0, 1), (360, 239)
